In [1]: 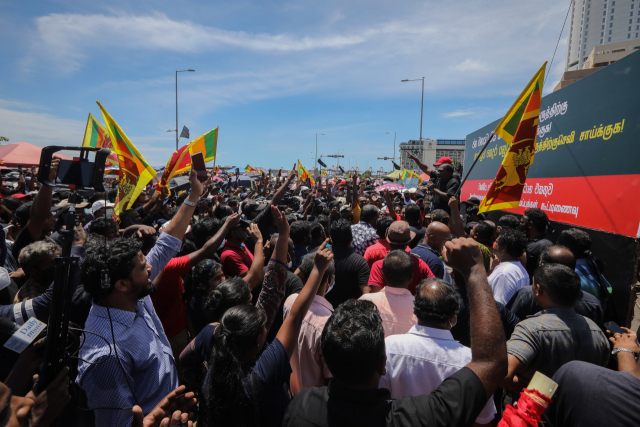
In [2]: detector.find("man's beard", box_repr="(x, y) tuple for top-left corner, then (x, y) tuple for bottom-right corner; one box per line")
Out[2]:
(137, 280), (157, 299)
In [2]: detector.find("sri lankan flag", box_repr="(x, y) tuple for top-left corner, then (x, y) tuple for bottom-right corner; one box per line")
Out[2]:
(321, 170), (328, 177)
(82, 113), (119, 167)
(297, 160), (315, 186)
(478, 62), (546, 214)
(401, 168), (423, 184)
(245, 165), (259, 173)
(156, 127), (219, 193)
(96, 101), (157, 217)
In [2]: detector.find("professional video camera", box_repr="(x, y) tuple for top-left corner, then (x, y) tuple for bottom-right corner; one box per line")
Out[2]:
(36, 146), (110, 389)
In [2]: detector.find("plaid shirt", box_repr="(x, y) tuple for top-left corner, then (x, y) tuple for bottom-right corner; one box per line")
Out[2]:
(507, 307), (609, 383)
(351, 221), (379, 256)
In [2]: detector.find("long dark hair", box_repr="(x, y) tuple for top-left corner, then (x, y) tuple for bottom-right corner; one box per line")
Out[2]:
(182, 259), (222, 303)
(202, 277), (251, 324)
(205, 304), (267, 426)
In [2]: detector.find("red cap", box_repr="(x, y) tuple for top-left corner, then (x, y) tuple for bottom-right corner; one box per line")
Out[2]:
(433, 157), (452, 166)
(9, 194), (29, 199)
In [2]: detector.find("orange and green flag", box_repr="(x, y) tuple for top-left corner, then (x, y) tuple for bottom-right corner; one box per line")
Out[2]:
(96, 101), (157, 217)
(156, 127), (219, 193)
(478, 62), (546, 214)
(82, 113), (119, 167)
(401, 168), (423, 184)
(245, 164), (259, 173)
(297, 160), (315, 186)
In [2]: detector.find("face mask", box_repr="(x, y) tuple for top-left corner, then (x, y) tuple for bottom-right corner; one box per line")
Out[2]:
(326, 279), (335, 294)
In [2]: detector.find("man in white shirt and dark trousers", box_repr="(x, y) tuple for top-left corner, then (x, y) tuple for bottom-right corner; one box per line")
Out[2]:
(488, 229), (529, 305)
(380, 277), (497, 426)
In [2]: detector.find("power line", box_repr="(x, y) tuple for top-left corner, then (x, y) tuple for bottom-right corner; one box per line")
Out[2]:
(546, 0), (573, 85)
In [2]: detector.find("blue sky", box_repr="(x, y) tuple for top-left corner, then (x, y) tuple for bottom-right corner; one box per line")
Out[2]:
(0, 0), (570, 171)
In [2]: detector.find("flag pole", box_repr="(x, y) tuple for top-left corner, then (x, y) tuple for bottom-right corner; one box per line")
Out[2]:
(455, 132), (495, 198)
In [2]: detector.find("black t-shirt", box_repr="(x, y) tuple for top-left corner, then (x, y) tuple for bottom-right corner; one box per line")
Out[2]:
(325, 246), (370, 308)
(429, 172), (460, 214)
(283, 367), (487, 427)
(452, 287), (520, 346)
(506, 285), (604, 328)
(408, 222), (426, 249)
(544, 361), (640, 427)
(252, 266), (304, 343)
(525, 234), (553, 281)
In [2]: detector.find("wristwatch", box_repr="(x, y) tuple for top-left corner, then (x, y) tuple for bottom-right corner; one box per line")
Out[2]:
(183, 199), (196, 207)
(612, 348), (638, 358)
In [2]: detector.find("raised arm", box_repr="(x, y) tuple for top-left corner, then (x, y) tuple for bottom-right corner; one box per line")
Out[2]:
(26, 160), (58, 241)
(188, 214), (239, 266)
(256, 207), (290, 332)
(270, 172), (297, 206)
(243, 223), (265, 290)
(163, 169), (203, 240)
(406, 151), (432, 176)
(351, 174), (359, 209)
(443, 237), (507, 399)
(447, 196), (466, 238)
(276, 240), (333, 357)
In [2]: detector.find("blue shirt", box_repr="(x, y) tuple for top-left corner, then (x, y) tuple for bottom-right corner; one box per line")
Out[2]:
(76, 232), (182, 427)
(411, 243), (445, 279)
(575, 258), (611, 301)
(292, 243), (309, 270)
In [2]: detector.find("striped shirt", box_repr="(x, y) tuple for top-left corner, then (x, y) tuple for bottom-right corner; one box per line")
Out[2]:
(76, 232), (182, 427)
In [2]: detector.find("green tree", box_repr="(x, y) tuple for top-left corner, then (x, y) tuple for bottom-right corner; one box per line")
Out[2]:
(0, 137), (8, 143)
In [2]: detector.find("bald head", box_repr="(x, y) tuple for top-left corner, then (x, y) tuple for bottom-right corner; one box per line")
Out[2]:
(425, 222), (451, 252)
(539, 245), (576, 270)
(413, 278), (460, 327)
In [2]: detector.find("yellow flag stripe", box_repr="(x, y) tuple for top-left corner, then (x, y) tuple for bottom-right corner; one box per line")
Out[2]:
(494, 62), (546, 144)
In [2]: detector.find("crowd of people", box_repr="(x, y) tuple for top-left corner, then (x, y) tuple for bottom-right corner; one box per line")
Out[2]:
(0, 153), (638, 427)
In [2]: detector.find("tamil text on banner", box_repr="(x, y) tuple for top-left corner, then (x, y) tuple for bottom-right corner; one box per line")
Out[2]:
(82, 113), (119, 167)
(460, 51), (640, 238)
(96, 101), (157, 217)
(478, 62), (546, 214)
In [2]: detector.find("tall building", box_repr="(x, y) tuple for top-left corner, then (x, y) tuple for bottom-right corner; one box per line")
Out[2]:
(399, 139), (429, 174)
(399, 139), (465, 174)
(566, 0), (640, 71)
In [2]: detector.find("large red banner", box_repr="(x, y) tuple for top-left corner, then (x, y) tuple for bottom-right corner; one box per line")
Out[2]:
(462, 175), (640, 238)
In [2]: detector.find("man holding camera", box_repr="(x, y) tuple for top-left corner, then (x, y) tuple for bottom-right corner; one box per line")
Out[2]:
(406, 153), (460, 214)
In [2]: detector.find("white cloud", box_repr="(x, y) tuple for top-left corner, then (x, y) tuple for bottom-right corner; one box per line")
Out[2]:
(443, 110), (474, 118)
(449, 59), (487, 73)
(0, 105), (84, 146)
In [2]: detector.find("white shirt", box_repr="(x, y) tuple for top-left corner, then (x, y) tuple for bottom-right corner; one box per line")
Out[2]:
(488, 261), (530, 305)
(379, 325), (496, 425)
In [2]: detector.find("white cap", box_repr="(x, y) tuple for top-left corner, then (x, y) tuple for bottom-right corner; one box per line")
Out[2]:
(91, 199), (115, 213)
(300, 186), (310, 191)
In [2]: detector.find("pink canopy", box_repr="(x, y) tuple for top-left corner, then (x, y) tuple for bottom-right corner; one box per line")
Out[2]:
(0, 142), (72, 167)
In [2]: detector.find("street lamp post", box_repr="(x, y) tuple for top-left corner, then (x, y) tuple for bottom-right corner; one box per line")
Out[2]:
(315, 133), (325, 178)
(401, 77), (425, 142)
(175, 69), (195, 150)
(386, 131), (396, 172)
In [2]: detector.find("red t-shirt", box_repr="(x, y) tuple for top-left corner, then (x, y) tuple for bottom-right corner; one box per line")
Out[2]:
(363, 240), (411, 269)
(221, 242), (254, 277)
(368, 255), (435, 295)
(150, 255), (190, 339)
